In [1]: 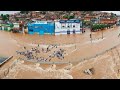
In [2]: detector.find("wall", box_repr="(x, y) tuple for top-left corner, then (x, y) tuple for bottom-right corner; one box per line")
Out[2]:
(55, 20), (82, 35)
(28, 21), (55, 35)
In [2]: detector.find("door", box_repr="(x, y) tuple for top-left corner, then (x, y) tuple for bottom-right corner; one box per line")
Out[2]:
(39, 30), (44, 35)
(0, 26), (2, 30)
(39, 25), (44, 35)
(73, 29), (75, 34)
(28, 29), (34, 34)
(67, 30), (70, 34)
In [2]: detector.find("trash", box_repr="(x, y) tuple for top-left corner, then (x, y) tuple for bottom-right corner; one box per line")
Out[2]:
(83, 68), (94, 75)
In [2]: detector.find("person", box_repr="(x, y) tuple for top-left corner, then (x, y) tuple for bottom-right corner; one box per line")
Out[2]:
(90, 34), (91, 38)
(24, 46), (26, 49)
(118, 33), (120, 37)
(84, 30), (85, 33)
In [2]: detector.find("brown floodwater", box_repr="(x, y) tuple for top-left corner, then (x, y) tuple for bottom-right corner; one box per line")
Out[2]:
(0, 31), (19, 57)
(0, 27), (120, 63)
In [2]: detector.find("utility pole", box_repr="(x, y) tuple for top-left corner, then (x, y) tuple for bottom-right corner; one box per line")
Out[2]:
(90, 19), (92, 43)
(100, 23), (103, 39)
(102, 29), (103, 39)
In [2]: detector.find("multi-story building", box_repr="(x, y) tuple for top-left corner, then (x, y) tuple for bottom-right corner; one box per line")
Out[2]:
(55, 19), (82, 35)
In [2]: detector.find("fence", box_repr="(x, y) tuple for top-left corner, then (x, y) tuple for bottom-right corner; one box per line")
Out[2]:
(19, 58), (69, 65)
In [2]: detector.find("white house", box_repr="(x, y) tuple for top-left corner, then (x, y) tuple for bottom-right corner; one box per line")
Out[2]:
(55, 19), (82, 35)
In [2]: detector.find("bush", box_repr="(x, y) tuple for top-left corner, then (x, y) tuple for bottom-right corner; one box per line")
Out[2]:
(91, 24), (107, 31)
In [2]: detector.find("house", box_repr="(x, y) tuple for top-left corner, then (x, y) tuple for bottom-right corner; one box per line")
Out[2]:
(84, 16), (91, 21)
(100, 18), (117, 24)
(116, 15), (120, 26)
(28, 20), (55, 35)
(55, 19), (82, 35)
(84, 15), (100, 24)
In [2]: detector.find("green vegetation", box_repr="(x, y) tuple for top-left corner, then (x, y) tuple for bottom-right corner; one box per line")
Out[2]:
(15, 17), (19, 21)
(91, 24), (112, 31)
(1, 14), (9, 21)
(63, 15), (75, 19)
(83, 20), (91, 26)
(20, 11), (30, 14)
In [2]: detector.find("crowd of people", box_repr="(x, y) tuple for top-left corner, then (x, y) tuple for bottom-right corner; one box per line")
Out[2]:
(16, 44), (66, 62)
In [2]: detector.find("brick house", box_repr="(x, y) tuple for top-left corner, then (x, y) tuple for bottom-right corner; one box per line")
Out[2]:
(100, 18), (117, 24)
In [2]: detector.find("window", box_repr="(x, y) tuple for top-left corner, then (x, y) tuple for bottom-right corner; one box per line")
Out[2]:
(29, 29), (33, 32)
(68, 23), (72, 28)
(80, 25), (82, 28)
(61, 23), (66, 29)
(73, 25), (75, 28)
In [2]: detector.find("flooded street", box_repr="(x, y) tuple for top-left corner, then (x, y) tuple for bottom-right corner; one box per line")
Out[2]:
(0, 27), (120, 63)
(1, 10), (120, 79)
(0, 31), (20, 57)
(1, 26), (120, 79)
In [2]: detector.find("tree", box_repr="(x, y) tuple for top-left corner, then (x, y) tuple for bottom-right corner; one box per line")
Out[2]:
(63, 15), (69, 19)
(1, 14), (9, 21)
(6, 14), (9, 20)
(3, 15), (7, 21)
(110, 13), (117, 19)
(20, 11), (29, 14)
(1, 14), (3, 17)
(15, 17), (19, 21)
(68, 15), (75, 19)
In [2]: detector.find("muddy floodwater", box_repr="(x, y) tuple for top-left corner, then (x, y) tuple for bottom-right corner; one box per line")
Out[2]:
(0, 27), (120, 62)
(1, 26), (120, 79)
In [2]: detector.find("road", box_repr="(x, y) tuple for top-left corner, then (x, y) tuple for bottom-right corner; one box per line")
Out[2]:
(65, 26), (120, 63)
